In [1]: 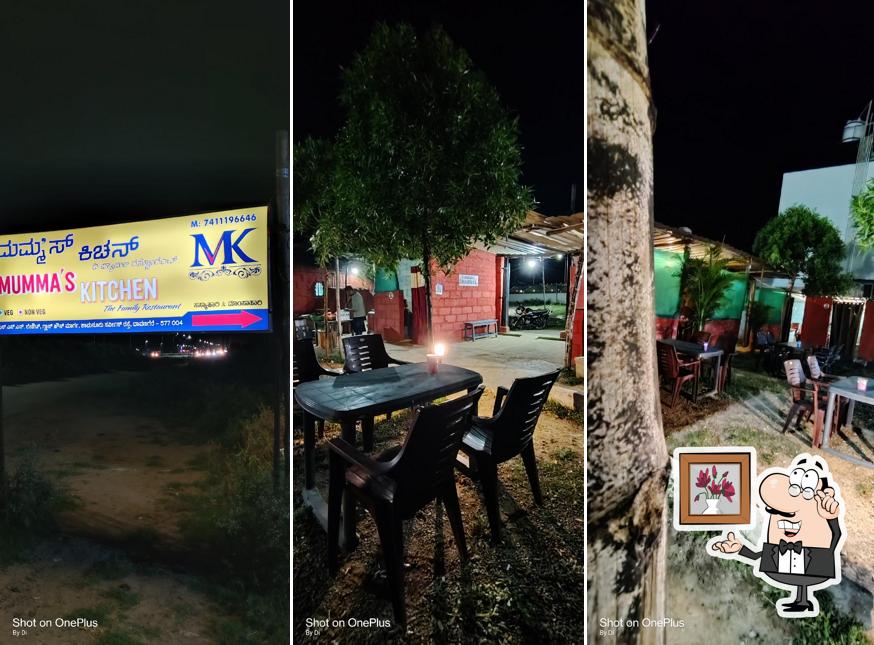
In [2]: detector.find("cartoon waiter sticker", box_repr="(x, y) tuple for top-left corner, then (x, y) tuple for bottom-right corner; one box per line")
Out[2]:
(708, 454), (846, 618)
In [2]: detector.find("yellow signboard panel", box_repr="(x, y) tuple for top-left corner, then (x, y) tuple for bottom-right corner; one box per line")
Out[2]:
(0, 206), (270, 334)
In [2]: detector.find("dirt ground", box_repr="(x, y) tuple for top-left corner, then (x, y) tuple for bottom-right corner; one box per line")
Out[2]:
(292, 387), (583, 643)
(5, 371), (215, 546)
(1, 371), (228, 643)
(1, 537), (217, 643)
(665, 369), (874, 641)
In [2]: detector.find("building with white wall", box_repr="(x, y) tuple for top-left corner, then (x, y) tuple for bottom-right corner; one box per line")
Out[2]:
(779, 163), (874, 283)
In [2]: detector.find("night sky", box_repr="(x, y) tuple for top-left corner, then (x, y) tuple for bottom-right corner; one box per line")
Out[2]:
(294, 0), (584, 218)
(0, 1), (288, 234)
(646, 1), (874, 252)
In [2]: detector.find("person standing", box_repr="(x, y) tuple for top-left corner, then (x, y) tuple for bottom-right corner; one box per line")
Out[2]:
(345, 286), (367, 335)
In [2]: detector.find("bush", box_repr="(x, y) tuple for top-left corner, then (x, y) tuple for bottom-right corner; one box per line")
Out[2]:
(177, 410), (289, 640)
(1, 455), (71, 563)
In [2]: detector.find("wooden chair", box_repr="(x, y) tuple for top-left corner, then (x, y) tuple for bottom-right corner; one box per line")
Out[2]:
(656, 341), (701, 407)
(342, 334), (412, 451)
(456, 370), (560, 542)
(327, 385), (485, 624)
(692, 331), (712, 346)
(293, 339), (341, 437)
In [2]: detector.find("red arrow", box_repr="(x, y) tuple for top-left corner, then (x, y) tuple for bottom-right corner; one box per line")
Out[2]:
(191, 310), (262, 328)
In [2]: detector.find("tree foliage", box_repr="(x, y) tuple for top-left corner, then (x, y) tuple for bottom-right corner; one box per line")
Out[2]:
(678, 245), (736, 330)
(752, 205), (853, 296)
(851, 178), (874, 250)
(294, 22), (533, 288)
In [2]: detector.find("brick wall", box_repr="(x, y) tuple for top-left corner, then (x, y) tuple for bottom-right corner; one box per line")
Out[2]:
(293, 265), (372, 316)
(368, 291), (406, 342)
(429, 248), (499, 343)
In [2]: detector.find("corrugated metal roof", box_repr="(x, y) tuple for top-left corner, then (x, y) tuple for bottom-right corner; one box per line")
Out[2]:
(653, 221), (786, 277)
(485, 211), (584, 256)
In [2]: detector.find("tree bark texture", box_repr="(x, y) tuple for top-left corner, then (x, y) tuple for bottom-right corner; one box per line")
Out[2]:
(587, 1), (669, 643)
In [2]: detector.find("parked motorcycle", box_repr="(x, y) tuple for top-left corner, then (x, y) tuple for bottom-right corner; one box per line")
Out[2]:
(510, 305), (550, 330)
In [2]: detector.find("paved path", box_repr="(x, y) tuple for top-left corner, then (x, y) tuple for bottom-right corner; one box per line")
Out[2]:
(382, 330), (583, 408)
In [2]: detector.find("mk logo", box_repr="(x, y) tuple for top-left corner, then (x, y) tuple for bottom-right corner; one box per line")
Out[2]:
(191, 228), (257, 267)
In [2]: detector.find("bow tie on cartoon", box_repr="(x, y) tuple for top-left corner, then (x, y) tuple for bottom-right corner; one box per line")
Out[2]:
(778, 539), (804, 555)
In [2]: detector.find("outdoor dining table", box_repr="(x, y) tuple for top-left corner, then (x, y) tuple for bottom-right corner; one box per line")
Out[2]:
(293, 362), (483, 548)
(660, 339), (724, 399)
(821, 376), (874, 471)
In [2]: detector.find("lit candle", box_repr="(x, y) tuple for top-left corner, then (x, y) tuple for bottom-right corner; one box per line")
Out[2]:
(858, 377), (868, 391)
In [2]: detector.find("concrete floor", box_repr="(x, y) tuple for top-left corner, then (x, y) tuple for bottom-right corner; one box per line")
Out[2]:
(381, 329), (583, 409)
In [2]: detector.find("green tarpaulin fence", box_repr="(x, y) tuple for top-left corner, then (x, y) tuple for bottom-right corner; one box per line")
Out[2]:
(654, 249), (750, 320)
(754, 286), (787, 324)
(374, 267), (399, 293)
(654, 250), (683, 317)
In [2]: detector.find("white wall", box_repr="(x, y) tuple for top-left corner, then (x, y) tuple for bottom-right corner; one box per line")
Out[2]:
(779, 163), (874, 280)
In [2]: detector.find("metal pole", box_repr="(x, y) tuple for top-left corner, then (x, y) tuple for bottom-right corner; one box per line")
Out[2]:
(502, 257), (510, 329)
(274, 130), (290, 492)
(541, 258), (546, 309)
(335, 257), (343, 357)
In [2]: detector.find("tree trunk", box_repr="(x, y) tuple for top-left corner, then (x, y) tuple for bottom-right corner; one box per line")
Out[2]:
(422, 240), (434, 348)
(588, 2), (668, 643)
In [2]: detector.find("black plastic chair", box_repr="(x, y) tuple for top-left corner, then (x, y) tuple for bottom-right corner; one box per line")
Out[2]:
(293, 339), (341, 437)
(327, 385), (485, 624)
(342, 333), (411, 373)
(457, 370), (560, 541)
(342, 334), (412, 450)
(294, 317), (315, 341)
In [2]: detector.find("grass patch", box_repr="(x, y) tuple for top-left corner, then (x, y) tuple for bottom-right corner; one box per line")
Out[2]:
(185, 452), (212, 471)
(542, 399), (582, 426)
(144, 455), (164, 468)
(95, 631), (146, 645)
(724, 367), (786, 400)
(558, 367), (583, 386)
(100, 586), (141, 611)
(65, 604), (112, 624)
(85, 554), (136, 582)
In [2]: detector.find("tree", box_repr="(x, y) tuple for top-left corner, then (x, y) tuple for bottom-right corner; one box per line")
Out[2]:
(588, 1), (668, 642)
(851, 178), (874, 249)
(753, 205), (853, 335)
(294, 23), (533, 344)
(679, 245), (736, 331)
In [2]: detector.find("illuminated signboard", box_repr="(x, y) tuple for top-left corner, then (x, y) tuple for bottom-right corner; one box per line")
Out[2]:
(0, 206), (270, 335)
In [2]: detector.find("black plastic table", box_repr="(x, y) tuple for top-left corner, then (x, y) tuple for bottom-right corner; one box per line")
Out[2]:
(294, 362), (483, 548)
(660, 339), (724, 399)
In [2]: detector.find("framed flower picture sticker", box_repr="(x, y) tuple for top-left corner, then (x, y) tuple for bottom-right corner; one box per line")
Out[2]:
(673, 447), (756, 531)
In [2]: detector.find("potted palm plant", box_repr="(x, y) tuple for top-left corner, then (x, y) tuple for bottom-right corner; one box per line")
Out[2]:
(678, 245), (735, 332)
